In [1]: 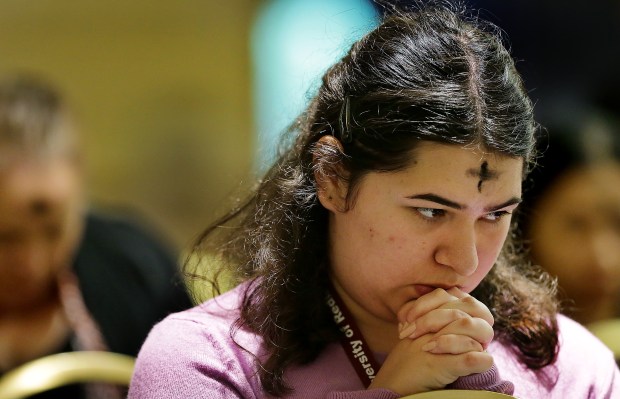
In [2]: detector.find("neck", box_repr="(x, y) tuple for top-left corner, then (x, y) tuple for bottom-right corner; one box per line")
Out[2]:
(0, 283), (60, 317)
(356, 318), (399, 354)
(330, 282), (399, 354)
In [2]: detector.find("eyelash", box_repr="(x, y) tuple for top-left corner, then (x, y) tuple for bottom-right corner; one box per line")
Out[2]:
(414, 208), (512, 223)
(483, 210), (512, 222)
(416, 208), (445, 220)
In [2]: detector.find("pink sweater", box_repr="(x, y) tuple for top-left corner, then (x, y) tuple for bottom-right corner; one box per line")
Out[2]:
(128, 284), (620, 398)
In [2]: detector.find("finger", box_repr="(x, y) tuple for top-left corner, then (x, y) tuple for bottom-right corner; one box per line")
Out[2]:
(421, 334), (484, 355)
(437, 351), (495, 379)
(400, 308), (469, 340)
(398, 288), (458, 323)
(436, 295), (494, 327)
(434, 317), (495, 348)
(445, 288), (493, 326)
(446, 286), (468, 299)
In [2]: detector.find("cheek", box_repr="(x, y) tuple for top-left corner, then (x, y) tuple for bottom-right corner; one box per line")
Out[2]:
(377, 217), (429, 256)
(344, 223), (424, 282)
(379, 234), (421, 272)
(469, 225), (511, 285)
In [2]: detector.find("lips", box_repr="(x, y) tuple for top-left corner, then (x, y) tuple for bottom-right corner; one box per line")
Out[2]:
(413, 285), (435, 296)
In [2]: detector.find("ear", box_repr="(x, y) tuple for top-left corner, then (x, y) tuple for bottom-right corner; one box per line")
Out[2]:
(313, 135), (349, 213)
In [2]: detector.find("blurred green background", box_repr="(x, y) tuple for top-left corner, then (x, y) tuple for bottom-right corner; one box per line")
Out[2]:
(0, 0), (257, 249)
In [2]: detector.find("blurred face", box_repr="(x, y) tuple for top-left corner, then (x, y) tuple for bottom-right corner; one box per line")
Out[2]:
(324, 142), (523, 326)
(0, 156), (84, 310)
(528, 162), (620, 322)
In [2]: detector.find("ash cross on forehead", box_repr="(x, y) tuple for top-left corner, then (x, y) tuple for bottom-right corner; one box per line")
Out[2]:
(467, 161), (498, 192)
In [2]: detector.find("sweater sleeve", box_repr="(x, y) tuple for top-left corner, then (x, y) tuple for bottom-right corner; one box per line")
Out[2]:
(603, 364), (620, 399)
(447, 363), (514, 394)
(128, 312), (402, 399)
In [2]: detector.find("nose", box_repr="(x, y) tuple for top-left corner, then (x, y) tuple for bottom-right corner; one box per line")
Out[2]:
(434, 223), (479, 276)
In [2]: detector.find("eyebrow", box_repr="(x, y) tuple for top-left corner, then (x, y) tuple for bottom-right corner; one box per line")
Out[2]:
(406, 193), (522, 212)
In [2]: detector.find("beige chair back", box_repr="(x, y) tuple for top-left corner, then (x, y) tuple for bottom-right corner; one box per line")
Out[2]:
(588, 318), (620, 360)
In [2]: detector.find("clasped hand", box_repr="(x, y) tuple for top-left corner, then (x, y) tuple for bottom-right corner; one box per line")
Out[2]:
(369, 287), (495, 396)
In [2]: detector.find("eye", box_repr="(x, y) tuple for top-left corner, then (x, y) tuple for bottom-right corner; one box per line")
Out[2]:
(482, 210), (511, 222)
(416, 207), (446, 220)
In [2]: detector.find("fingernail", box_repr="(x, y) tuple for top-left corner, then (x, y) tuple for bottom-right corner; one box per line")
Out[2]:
(398, 322), (416, 339)
(422, 341), (437, 352)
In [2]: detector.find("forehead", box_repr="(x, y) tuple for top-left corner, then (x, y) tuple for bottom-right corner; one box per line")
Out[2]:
(360, 142), (523, 200)
(410, 141), (521, 173)
(543, 162), (620, 210)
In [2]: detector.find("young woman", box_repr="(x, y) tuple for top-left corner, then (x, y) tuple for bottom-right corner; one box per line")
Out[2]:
(129, 4), (620, 398)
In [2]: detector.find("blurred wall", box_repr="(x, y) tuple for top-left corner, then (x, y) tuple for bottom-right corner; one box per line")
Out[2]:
(0, 0), (257, 249)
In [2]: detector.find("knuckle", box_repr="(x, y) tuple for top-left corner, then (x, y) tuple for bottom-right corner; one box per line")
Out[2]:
(462, 351), (484, 368)
(461, 295), (478, 305)
(457, 316), (476, 329)
(450, 309), (468, 320)
(461, 351), (493, 372)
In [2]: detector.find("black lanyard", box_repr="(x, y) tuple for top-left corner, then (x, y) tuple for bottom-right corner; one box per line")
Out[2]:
(326, 287), (382, 388)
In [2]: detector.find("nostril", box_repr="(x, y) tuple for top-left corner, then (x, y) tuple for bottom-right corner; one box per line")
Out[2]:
(434, 247), (478, 276)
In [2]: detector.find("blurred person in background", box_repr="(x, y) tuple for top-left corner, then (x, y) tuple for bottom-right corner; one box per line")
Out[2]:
(0, 74), (192, 398)
(520, 111), (620, 326)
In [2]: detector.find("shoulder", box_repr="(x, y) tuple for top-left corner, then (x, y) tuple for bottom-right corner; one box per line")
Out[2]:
(74, 211), (183, 297)
(550, 315), (620, 396)
(554, 314), (618, 370)
(77, 211), (176, 265)
(159, 283), (255, 342)
(129, 283), (265, 398)
(555, 314), (616, 362)
(491, 314), (620, 399)
(74, 211), (192, 354)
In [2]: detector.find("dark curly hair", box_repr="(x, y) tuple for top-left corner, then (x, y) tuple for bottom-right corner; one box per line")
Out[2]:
(187, 3), (559, 396)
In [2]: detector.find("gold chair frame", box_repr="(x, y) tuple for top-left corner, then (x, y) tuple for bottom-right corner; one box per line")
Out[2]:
(402, 389), (517, 398)
(0, 351), (135, 399)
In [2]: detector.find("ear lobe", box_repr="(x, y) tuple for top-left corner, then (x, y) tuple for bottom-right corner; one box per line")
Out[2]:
(315, 173), (347, 213)
(313, 136), (348, 212)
